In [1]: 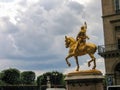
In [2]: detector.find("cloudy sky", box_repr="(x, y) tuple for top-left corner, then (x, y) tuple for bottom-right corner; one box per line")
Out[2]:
(0, 0), (105, 76)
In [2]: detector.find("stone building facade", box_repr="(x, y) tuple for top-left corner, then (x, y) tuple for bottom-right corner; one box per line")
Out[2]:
(98, 0), (120, 85)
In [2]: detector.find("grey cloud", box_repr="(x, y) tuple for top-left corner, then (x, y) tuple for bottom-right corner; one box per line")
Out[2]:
(0, 17), (19, 34)
(13, 31), (53, 56)
(42, 2), (84, 35)
(0, 0), (15, 3)
(39, 0), (65, 11)
(67, 1), (84, 14)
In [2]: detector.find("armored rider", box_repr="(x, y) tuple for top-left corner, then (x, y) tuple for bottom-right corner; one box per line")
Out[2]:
(74, 22), (89, 53)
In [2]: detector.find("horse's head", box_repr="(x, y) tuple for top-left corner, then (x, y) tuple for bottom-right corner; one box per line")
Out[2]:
(65, 36), (75, 48)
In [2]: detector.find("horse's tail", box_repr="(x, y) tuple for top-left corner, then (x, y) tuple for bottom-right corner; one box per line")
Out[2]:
(90, 44), (97, 54)
(87, 43), (97, 54)
(93, 45), (97, 54)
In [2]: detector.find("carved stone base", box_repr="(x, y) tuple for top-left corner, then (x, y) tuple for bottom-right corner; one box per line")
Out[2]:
(65, 69), (104, 90)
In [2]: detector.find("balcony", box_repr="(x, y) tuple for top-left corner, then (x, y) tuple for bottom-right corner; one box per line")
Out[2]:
(98, 44), (120, 58)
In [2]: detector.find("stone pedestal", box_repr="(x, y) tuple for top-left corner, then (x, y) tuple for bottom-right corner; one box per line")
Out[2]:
(65, 69), (104, 90)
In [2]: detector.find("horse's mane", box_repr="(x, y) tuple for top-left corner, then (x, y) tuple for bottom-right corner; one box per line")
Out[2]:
(69, 37), (76, 42)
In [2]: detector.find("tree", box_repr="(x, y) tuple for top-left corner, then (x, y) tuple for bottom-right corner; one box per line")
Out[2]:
(21, 71), (36, 85)
(37, 71), (65, 88)
(51, 71), (63, 86)
(1, 68), (20, 85)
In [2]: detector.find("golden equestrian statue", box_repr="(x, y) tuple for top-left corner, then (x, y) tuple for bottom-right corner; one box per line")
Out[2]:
(65, 22), (97, 71)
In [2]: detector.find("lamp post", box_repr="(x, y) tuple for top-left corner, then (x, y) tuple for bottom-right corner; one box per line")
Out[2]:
(53, 72), (58, 88)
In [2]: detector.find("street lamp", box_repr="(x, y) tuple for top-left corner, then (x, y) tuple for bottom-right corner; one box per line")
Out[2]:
(53, 72), (58, 88)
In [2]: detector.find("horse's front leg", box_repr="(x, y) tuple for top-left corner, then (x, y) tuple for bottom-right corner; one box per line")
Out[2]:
(74, 56), (79, 71)
(65, 54), (74, 67)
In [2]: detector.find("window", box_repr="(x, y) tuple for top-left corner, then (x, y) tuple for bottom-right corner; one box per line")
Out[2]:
(115, 26), (120, 31)
(118, 39), (120, 49)
(115, 0), (120, 13)
(115, 26), (120, 49)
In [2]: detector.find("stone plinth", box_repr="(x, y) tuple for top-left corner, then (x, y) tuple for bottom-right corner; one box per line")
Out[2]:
(65, 69), (104, 90)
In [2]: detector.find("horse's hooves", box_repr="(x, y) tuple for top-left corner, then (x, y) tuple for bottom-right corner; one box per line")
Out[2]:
(76, 67), (79, 71)
(92, 66), (96, 69)
(76, 69), (79, 71)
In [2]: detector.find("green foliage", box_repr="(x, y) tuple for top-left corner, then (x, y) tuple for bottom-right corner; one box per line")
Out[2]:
(51, 71), (63, 85)
(0, 68), (65, 87)
(37, 71), (65, 87)
(1, 68), (20, 85)
(21, 71), (36, 85)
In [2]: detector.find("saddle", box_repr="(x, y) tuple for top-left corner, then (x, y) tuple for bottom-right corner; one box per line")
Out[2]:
(75, 41), (86, 53)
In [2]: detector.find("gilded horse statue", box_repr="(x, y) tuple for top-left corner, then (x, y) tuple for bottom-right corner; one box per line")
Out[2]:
(65, 36), (97, 71)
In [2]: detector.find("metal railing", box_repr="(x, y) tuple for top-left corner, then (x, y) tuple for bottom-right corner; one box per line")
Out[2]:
(98, 44), (120, 54)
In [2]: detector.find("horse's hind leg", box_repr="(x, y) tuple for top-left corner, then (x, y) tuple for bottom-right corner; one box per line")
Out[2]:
(93, 58), (96, 69)
(88, 53), (96, 69)
(74, 56), (79, 71)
